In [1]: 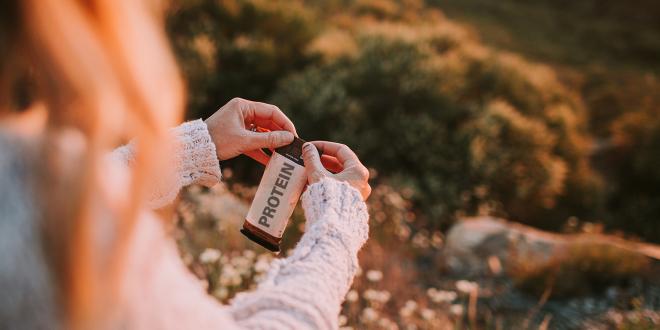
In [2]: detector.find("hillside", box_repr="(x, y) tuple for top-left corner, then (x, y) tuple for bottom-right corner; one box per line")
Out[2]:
(166, 0), (660, 328)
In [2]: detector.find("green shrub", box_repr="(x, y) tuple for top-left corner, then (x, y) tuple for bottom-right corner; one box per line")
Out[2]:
(272, 23), (600, 229)
(607, 94), (660, 241)
(167, 0), (605, 233)
(167, 0), (321, 118)
(511, 239), (651, 297)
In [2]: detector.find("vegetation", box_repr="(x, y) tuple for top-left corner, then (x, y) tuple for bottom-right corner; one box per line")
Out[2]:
(428, 0), (660, 240)
(167, 0), (612, 234)
(428, 0), (660, 72)
(166, 0), (660, 328)
(511, 240), (651, 297)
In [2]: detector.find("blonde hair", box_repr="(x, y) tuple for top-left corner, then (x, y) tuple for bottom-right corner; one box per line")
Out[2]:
(3, 0), (184, 327)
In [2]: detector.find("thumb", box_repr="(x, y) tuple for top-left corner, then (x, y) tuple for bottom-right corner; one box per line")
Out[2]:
(302, 143), (328, 183)
(245, 130), (294, 150)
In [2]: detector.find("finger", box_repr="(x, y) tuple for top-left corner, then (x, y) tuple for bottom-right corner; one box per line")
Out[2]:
(302, 142), (330, 182)
(302, 143), (324, 173)
(311, 141), (361, 168)
(244, 148), (271, 166)
(242, 99), (297, 136)
(335, 164), (370, 182)
(320, 154), (343, 173)
(244, 130), (294, 150)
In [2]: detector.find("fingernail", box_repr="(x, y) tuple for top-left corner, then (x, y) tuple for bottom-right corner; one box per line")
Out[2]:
(278, 131), (294, 142)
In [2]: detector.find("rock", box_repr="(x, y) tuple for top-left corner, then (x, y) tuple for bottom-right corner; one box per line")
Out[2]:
(442, 216), (660, 281)
(442, 216), (564, 276)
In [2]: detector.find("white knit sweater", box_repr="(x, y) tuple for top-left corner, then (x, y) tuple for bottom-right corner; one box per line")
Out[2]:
(0, 119), (369, 329)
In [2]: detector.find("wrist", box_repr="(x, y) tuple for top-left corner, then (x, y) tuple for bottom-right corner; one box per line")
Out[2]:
(202, 118), (221, 160)
(301, 177), (369, 251)
(173, 119), (222, 186)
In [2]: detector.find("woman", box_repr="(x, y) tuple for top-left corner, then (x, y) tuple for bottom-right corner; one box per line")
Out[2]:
(0, 0), (370, 329)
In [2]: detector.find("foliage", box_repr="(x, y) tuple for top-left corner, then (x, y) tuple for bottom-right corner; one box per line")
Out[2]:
(166, 0), (658, 238)
(166, 1), (660, 328)
(428, 0), (660, 72)
(176, 179), (462, 328)
(510, 239), (651, 297)
(606, 92), (660, 240)
(167, 0), (320, 117)
(425, 0), (660, 241)
(272, 14), (600, 229)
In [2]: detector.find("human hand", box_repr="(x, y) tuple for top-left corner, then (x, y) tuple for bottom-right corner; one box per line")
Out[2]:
(302, 141), (371, 200)
(205, 98), (297, 163)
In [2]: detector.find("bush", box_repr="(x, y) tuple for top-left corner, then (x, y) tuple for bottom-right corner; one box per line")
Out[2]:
(167, 0), (320, 118)
(272, 18), (600, 229)
(606, 91), (660, 240)
(511, 239), (651, 297)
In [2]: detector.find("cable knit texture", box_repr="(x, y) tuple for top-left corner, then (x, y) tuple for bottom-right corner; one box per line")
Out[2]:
(110, 119), (222, 208)
(229, 178), (369, 329)
(0, 121), (370, 329)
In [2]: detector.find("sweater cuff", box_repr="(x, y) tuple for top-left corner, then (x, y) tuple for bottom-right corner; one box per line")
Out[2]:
(172, 119), (222, 187)
(301, 177), (369, 253)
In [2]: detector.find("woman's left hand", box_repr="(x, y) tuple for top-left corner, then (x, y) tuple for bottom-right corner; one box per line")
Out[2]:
(302, 141), (371, 200)
(205, 98), (297, 164)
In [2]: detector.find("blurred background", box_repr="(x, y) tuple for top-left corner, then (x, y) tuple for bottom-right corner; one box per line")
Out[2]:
(167, 0), (658, 328)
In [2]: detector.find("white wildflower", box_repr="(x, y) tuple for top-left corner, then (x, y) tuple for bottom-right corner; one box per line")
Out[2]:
(412, 232), (430, 248)
(378, 290), (392, 303)
(366, 270), (383, 282)
(421, 308), (435, 320)
(427, 288), (457, 303)
(399, 300), (417, 317)
(405, 300), (417, 310)
(213, 287), (228, 300)
(361, 307), (378, 322)
(399, 307), (413, 318)
(377, 317), (398, 329)
(346, 290), (359, 302)
(220, 265), (242, 286)
(199, 248), (221, 264)
(455, 280), (478, 293)
(231, 256), (251, 275)
(363, 289), (391, 303)
(253, 257), (271, 273)
(338, 315), (348, 326)
(396, 225), (411, 240)
(242, 249), (256, 259)
(450, 304), (464, 316)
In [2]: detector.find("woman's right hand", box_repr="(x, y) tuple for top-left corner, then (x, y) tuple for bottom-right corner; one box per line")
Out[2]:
(301, 141), (371, 201)
(205, 97), (297, 164)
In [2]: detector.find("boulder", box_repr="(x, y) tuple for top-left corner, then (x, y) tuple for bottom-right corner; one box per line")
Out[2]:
(443, 217), (562, 275)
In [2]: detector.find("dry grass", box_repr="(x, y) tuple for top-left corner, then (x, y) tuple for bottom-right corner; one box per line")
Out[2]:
(510, 238), (651, 298)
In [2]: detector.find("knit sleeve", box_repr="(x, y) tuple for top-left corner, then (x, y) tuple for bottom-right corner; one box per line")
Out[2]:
(109, 119), (222, 209)
(229, 177), (369, 329)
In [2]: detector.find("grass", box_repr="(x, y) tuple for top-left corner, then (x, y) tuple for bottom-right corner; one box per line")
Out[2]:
(427, 0), (660, 72)
(510, 238), (651, 298)
(429, 0), (660, 193)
